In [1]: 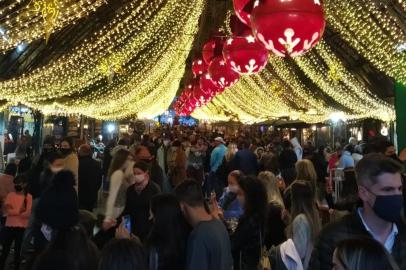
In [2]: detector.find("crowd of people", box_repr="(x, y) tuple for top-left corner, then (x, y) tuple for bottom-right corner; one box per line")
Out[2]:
(0, 125), (405, 270)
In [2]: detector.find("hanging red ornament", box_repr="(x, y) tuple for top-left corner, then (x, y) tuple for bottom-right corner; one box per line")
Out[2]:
(184, 82), (199, 107)
(181, 99), (196, 115)
(200, 72), (224, 97)
(223, 35), (269, 75)
(233, 0), (255, 26)
(250, 0), (325, 57)
(193, 83), (212, 106)
(192, 58), (208, 77)
(230, 14), (252, 36)
(202, 37), (225, 64)
(208, 56), (240, 88)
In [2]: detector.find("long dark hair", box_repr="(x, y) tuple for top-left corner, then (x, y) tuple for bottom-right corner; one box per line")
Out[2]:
(147, 194), (189, 269)
(107, 149), (129, 179)
(34, 227), (99, 270)
(98, 239), (147, 270)
(237, 176), (268, 227)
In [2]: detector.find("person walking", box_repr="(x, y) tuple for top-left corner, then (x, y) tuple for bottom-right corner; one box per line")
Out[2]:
(0, 175), (32, 270)
(208, 137), (227, 197)
(60, 137), (79, 190)
(78, 144), (102, 211)
(175, 180), (233, 270)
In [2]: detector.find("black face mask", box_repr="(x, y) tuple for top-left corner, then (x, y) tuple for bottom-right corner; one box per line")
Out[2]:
(60, 148), (72, 156)
(390, 154), (401, 162)
(15, 185), (23, 192)
(140, 159), (152, 164)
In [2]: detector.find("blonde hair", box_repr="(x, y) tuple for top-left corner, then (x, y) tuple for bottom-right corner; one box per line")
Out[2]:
(295, 159), (317, 192)
(258, 171), (284, 208)
(289, 180), (321, 241)
(225, 143), (238, 162)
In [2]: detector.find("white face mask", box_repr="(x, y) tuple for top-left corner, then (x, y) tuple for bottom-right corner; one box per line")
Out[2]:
(228, 185), (238, 194)
(50, 166), (63, 174)
(134, 174), (145, 184)
(163, 140), (170, 146)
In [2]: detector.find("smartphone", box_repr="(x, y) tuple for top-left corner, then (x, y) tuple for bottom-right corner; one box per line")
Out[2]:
(123, 215), (132, 232)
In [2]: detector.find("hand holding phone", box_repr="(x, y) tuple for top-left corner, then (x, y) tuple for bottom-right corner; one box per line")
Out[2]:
(123, 215), (132, 232)
(115, 216), (132, 240)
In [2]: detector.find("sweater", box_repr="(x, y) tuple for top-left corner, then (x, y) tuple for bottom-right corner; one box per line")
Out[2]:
(210, 144), (227, 173)
(105, 170), (128, 221)
(4, 192), (32, 228)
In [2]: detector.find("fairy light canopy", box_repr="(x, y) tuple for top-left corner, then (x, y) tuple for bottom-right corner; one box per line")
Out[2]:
(0, 0), (403, 122)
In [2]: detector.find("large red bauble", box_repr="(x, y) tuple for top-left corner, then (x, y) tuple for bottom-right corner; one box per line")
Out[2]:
(233, 0), (254, 26)
(223, 35), (269, 75)
(208, 56), (240, 88)
(192, 58), (208, 77)
(202, 38), (225, 65)
(250, 0), (325, 57)
(200, 73), (223, 97)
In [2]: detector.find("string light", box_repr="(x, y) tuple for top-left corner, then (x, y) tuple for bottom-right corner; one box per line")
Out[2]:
(324, 0), (406, 85)
(2, 0), (205, 119)
(0, 0), (107, 51)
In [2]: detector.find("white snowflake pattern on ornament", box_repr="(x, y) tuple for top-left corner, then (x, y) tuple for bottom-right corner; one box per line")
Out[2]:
(256, 33), (285, 57)
(278, 28), (300, 54)
(244, 59), (258, 74)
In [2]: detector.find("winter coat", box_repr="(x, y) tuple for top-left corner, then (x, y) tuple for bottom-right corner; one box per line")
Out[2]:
(78, 156), (102, 211)
(231, 215), (263, 270)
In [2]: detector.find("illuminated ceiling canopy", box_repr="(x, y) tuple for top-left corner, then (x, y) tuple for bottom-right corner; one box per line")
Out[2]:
(0, 0), (403, 123)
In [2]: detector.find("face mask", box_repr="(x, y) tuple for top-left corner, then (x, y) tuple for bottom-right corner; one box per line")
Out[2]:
(228, 185), (238, 194)
(41, 224), (53, 241)
(134, 174), (145, 184)
(60, 148), (72, 156)
(163, 140), (170, 147)
(50, 166), (63, 174)
(390, 154), (400, 162)
(368, 189), (403, 223)
(14, 185), (23, 192)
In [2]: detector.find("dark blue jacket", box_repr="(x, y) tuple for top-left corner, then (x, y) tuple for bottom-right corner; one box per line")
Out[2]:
(231, 149), (258, 176)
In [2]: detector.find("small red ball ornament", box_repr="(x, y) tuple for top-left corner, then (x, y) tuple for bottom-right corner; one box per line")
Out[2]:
(202, 38), (225, 65)
(250, 0), (325, 57)
(192, 58), (208, 77)
(200, 72), (224, 97)
(208, 56), (240, 89)
(223, 35), (269, 75)
(193, 84), (212, 106)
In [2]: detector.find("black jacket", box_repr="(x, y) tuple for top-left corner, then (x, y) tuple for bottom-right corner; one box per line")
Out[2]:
(309, 212), (406, 270)
(278, 149), (297, 170)
(78, 156), (102, 211)
(231, 216), (262, 270)
(122, 182), (161, 242)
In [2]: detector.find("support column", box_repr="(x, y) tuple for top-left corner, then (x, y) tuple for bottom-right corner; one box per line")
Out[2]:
(32, 110), (43, 156)
(395, 82), (406, 151)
